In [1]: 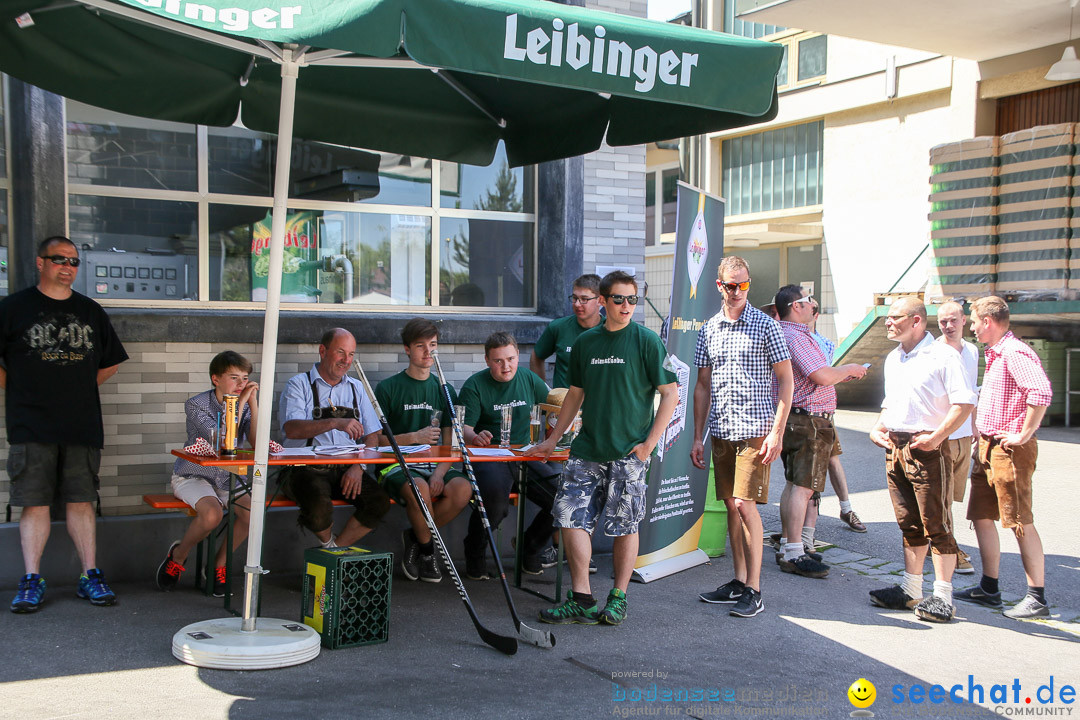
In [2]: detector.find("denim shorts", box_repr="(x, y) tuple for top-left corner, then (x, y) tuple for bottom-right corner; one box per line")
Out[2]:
(553, 453), (650, 537)
(7, 443), (100, 507)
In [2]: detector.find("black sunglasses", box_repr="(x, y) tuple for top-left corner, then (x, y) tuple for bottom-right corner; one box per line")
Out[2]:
(41, 255), (81, 267)
(606, 294), (639, 306)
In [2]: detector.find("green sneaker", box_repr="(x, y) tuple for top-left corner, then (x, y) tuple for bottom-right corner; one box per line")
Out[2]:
(600, 588), (628, 626)
(538, 591), (599, 625)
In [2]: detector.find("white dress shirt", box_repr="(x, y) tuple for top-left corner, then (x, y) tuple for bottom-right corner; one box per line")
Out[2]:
(936, 335), (979, 439)
(881, 332), (977, 433)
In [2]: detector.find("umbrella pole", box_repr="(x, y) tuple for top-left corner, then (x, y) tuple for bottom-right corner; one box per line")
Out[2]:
(239, 47), (299, 633)
(172, 47), (320, 669)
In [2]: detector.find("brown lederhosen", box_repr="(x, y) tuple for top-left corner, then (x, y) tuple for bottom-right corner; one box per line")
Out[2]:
(885, 432), (958, 555)
(966, 435), (1037, 533)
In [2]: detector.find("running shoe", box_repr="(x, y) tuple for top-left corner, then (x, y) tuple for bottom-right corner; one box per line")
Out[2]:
(212, 566), (231, 598)
(729, 587), (764, 618)
(401, 529), (421, 581)
(155, 540), (184, 591)
(419, 553), (442, 583)
(954, 584), (1002, 608)
(1003, 594), (1050, 620)
(599, 588), (627, 626)
(10, 574), (46, 613)
(77, 568), (117, 606)
(538, 591), (599, 625)
(699, 579), (745, 604)
(464, 555), (491, 581)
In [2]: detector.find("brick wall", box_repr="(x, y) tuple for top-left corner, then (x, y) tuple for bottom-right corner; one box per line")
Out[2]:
(583, 0), (648, 280)
(0, 342), (532, 519)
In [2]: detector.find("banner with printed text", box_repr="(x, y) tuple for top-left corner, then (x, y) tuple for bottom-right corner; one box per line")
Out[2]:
(635, 181), (724, 571)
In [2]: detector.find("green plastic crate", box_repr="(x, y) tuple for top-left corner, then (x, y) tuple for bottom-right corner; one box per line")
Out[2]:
(302, 547), (392, 649)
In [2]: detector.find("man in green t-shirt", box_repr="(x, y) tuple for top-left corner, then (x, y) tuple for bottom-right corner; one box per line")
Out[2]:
(459, 332), (560, 580)
(530, 273), (603, 389)
(375, 318), (472, 584)
(535, 271), (679, 626)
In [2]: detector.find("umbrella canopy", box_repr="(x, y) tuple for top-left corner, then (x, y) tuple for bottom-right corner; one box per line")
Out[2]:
(0, 0), (781, 166)
(0, 0), (781, 653)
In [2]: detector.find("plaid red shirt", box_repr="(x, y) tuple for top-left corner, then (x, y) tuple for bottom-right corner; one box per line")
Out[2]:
(976, 331), (1053, 436)
(779, 321), (836, 414)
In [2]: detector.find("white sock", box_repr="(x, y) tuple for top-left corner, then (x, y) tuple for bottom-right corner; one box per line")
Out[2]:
(902, 572), (924, 600)
(840, 500), (853, 513)
(802, 526), (815, 548)
(784, 542), (803, 562)
(321, 535), (338, 549)
(933, 580), (953, 605)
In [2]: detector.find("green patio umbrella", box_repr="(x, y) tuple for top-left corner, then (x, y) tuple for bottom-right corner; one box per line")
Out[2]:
(0, 0), (780, 166)
(0, 0), (781, 666)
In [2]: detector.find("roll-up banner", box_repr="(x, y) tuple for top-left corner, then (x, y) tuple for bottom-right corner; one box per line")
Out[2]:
(633, 181), (725, 583)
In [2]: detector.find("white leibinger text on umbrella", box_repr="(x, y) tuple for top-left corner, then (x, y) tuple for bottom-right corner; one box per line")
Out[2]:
(503, 13), (698, 94)
(130, 0), (302, 33)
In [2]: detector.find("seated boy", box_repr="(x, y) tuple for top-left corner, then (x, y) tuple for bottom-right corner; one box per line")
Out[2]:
(375, 318), (472, 583)
(157, 350), (259, 597)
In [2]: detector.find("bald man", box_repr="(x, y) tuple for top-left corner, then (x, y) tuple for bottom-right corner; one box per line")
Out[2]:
(869, 298), (975, 623)
(935, 301), (979, 575)
(279, 328), (390, 548)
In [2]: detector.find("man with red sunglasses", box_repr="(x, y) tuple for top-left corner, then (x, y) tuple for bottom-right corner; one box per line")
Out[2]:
(1, 236), (128, 613)
(692, 256), (792, 618)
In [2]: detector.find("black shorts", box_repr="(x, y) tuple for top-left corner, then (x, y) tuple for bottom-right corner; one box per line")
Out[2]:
(7, 443), (101, 507)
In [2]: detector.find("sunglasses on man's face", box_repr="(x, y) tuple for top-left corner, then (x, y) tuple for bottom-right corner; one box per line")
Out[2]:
(41, 255), (81, 267)
(718, 279), (751, 293)
(605, 294), (639, 306)
(791, 296), (814, 307)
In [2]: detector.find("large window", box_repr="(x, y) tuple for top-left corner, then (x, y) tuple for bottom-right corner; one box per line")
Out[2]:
(721, 120), (823, 217)
(64, 100), (536, 310)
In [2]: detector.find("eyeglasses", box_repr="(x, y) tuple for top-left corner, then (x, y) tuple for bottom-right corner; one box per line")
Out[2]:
(718, 279), (751, 293)
(568, 294), (599, 305)
(41, 255), (81, 267)
(605, 294), (639, 306)
(791, 296), (814, 307)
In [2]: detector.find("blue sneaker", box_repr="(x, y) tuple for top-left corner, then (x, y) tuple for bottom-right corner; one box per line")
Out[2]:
(77, 568), (116, 606)
(11, 574), (46, 613)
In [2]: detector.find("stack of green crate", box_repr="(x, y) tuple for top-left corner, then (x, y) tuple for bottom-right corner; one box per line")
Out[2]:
(996, 124), (1072, 294)
(927, 137), (998, 299)
(1024, 339), (1070, 421)
(302, 547), (393, 649)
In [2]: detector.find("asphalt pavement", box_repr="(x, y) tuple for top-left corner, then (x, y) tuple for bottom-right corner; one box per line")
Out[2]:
(2, 410), (1077, 720)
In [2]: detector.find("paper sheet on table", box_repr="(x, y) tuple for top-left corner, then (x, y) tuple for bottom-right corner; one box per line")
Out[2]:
(312, 445), (363, 456)
(513, 444), (540, 454)
(467, 448), (517, 457)
(272, 447), (318, 457)
(369, 445), (431, 454)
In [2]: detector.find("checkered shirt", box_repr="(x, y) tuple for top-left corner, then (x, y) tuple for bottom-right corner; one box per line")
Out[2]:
(172, 389), (252, 492)
(779, 320), (836, 414)
(694, 304), (790, 441)
(976, 331), (1053, 436)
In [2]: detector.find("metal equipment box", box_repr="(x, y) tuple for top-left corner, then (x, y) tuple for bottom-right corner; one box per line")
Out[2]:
(302, 547), (392, 649)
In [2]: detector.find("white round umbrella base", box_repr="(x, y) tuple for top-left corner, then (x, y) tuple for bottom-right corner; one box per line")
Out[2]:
(172, 617), (321, 670)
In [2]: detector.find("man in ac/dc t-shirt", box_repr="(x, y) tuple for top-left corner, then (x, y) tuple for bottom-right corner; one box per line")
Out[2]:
(1, 236), (128, 613)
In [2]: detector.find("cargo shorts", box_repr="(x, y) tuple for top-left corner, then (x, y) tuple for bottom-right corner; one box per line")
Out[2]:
(7, 443), (100, 507)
